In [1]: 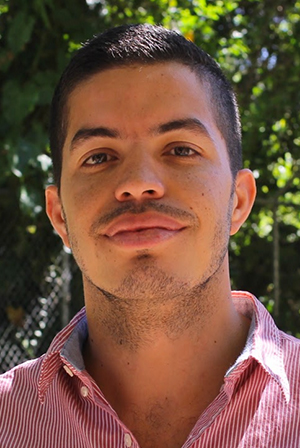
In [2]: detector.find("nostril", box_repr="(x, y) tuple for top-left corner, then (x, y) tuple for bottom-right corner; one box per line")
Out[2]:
(122, 189), (155, 198)
(115, 179), (165, 202)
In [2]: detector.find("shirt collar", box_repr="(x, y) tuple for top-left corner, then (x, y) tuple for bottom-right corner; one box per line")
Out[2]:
(38, 307), (87, 403)
(231, 291), (290, 403)
(38, 292), (290, 404)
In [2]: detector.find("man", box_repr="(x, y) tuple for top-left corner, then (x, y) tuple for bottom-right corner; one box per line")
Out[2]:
(1, 23), (299, 448)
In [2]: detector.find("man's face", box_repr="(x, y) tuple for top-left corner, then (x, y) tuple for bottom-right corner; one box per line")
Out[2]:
(46, 62), (248, 300)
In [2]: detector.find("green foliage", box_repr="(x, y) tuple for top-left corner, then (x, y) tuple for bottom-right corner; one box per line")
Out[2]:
(1, 0), (300, 334)
(7, 10), (35, 53)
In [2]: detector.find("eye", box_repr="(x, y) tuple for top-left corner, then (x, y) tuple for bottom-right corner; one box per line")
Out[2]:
(84, 152), (115, 166)
(169, 146), (199, 157)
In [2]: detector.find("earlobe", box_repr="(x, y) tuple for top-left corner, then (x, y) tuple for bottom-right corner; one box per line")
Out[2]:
(230, 169), (256, 235)
(45, 186), (70, 248)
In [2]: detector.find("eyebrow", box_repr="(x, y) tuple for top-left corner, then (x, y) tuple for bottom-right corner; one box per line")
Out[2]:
(151, 118), (212, 140)
(70, 127), (121, 151)
(70, 117), (212, 151)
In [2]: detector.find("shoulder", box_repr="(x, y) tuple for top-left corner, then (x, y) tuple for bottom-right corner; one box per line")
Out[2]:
(0, 357), (48, 446)
(0, 356), (43, 403)
(0, 356), (52, 447)
(279, 331), (300, 407)
(280, 330), (300, 367)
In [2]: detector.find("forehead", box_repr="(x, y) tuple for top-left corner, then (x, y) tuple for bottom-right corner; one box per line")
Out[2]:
(65, 62), (218, 138)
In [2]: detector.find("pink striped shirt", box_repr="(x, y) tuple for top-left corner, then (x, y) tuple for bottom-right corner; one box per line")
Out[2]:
(1, 291), (300, 447)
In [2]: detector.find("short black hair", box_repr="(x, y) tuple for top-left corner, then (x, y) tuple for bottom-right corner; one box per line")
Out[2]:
(49, 23), (242, 188)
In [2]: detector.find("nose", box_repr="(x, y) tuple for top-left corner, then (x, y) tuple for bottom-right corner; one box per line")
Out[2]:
(114, 156), (165, 202)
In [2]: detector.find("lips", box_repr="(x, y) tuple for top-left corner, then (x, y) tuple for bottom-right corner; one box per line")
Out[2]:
(104, 213), (185, 236)
(102, 212), (186, 248)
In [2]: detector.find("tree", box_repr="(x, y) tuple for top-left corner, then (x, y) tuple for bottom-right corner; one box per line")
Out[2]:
(0, 0), (299, 343)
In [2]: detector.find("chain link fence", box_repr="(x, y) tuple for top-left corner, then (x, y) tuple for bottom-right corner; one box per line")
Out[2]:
(0, 213), (83, 374)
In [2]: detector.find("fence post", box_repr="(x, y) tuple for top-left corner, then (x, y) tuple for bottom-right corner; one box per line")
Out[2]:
(273, 204), (280, 319)
(61, 247), (72, 328)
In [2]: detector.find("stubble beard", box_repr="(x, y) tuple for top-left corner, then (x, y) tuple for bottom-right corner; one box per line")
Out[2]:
(64, 203), (233, 349)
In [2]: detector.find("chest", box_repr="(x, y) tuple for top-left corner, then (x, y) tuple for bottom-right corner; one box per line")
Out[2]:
(119, 405), (201, 448)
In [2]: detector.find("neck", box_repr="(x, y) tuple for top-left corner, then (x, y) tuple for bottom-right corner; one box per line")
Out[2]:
(84, 259), (231, 348)
(82, 267), (250, 447)
(83, 283), (250, 448)
(82, 267), (250, 409)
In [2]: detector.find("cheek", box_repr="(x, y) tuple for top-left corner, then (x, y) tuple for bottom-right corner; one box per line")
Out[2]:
(172, 170), (215, 203)
(183, 174), (231, 222)
(62, 174), (109, 215)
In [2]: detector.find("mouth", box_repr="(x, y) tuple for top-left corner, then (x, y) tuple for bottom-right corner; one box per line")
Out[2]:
(102, 212), (186, 249)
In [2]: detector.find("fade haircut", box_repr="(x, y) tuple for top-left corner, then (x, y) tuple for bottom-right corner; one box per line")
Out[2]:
(49, 23), (242, 188)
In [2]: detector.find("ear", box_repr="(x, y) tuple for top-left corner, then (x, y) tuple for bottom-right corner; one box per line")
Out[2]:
(230, 169), (256, 236)
(45, 186), (70, 248)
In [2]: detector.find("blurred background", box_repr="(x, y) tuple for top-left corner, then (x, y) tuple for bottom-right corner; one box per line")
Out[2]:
(0, 0), (300, 373)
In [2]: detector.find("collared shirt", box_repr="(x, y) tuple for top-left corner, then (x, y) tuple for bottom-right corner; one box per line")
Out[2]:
(0, 291), (300, 447)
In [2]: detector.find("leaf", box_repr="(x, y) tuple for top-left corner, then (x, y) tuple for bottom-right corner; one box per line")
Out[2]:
(2, 80), (40, 126)
(7, 11), (35, 54)
(6, 306), (25, 327)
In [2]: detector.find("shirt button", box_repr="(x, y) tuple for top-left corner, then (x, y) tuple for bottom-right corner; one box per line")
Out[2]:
(124, 433), (132, 447)
(80, 386), (89, 397)
(63, 365), (74, 377)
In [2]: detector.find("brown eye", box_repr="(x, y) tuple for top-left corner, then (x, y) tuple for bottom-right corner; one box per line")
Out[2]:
(84, 153), (113, 165)
(170, 146), (198, 157)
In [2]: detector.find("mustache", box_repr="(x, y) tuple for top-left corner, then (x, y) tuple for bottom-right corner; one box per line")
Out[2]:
(90, 201), (198, 235)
